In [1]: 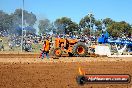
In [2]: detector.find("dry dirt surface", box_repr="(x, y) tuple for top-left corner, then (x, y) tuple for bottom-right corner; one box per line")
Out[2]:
(0, 55), (132, 88)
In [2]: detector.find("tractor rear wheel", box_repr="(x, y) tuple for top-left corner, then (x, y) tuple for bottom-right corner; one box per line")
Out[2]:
(53, 48), (62, 57)
(72, 42), (88, 57)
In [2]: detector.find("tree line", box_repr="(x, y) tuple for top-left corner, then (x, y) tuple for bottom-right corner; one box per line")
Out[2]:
(0, 9), (36, 36)
(0, 9), (132, 38)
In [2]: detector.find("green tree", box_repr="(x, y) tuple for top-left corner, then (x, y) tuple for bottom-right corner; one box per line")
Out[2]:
(94, 30), (102, 37)
(38, 19), (51, 34)
(103, 18), (114, 27)
(79, 14), (95, 36)
(12, 9), (37, 26)
(67, 22), (79, 33)
(107, 21), (131, 37)
(82, 28), (90, 36)
(128, 26), (132, 37)
(0, 10), (13, 34)
(11, 9), (37, 34)
(95, 20), (102, 31)
(79, 14), (95, 30)
(54, 17), (78, 34)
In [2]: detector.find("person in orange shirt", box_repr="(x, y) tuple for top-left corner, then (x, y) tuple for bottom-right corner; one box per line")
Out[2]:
(41, 37), (50, 59)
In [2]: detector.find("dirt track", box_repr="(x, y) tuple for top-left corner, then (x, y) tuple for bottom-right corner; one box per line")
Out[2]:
(0, 55), (132, 88)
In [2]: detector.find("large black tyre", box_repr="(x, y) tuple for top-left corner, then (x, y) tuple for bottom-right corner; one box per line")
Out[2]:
(72, 42), (88, 57)
(76, 75), (86, 85)
(53, 48), (62, 57)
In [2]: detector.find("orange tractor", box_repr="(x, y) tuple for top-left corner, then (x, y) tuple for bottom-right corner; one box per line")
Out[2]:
(51, 38), (88, 57)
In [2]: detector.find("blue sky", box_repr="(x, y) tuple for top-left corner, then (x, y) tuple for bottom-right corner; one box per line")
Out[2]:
(0, 0), (132, 24)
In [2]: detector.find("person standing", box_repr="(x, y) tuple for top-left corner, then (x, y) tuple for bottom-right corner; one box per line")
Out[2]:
(41, 37), (50, 59)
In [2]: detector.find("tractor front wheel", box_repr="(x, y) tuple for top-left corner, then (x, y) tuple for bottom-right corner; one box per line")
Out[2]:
(53, 48), (62, 57)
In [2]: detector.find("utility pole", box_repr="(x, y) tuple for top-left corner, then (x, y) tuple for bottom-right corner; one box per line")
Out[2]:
(21, 0), (24, 52)
(88, 12), (93, 46)
(100, 19), (102, 33)
(88, 12), (92, 37)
